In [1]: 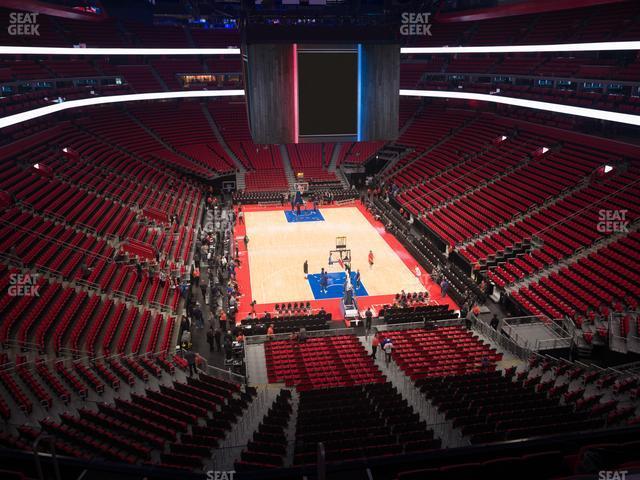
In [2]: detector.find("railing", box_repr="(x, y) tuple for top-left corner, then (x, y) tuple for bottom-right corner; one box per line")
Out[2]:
(111, 290), (137, 304)
(473, 318), (537, 363)
(535, 336), (572, 351)
(205, 362), (246, 385)
(76, 223), (97, 236)
(0, 348), (174, 374)
(0, 218), (112, 265)
(376, 318), (463, 332)
(245, 327), (356, 345)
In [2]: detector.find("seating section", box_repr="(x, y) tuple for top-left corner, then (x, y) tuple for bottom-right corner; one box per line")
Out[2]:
(381, 326), (502, 381)
(0, 273), (176, 356)
(419, 371), (604, 445)
(511, 233), (640, 321)
(336, 141), (385, 166)
(240, 312), (331, 336)
(128, 102), (235, 176)
(265, 335), (385, 390)
(387, 105), (640, 320)
(381, 304), (458, 325)
(235, 390), (292, 471)
(286, 144), (339, 185)
(294, 383), (441, 465)
(0, 354), (253, 471)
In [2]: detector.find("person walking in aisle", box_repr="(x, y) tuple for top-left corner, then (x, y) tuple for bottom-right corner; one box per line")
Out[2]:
(440, 278), (449, 297)
(383, 338), (393, 366)
(371, 333), (379, 359)
(206, 326), (214, 352)
(365, 307), (373, 332)
(185, 349), (197, 377)
(214, 327), (222, 352)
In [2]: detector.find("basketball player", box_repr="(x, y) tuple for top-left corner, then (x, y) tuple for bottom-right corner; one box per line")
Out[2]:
(368, 250), (375, 269)
(320, 268), (328, 294)
(303, 260), (308, 279)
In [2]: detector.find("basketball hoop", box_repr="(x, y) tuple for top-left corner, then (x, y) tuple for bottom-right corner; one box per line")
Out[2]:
(294, 182), (309, 193)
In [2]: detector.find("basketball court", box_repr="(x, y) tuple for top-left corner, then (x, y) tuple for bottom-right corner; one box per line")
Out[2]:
(234, 201), (458, 320)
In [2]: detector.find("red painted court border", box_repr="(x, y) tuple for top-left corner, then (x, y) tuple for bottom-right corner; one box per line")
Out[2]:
(233, 201), (458, 323)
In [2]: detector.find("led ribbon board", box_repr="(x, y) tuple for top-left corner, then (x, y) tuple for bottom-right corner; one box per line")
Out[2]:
(0, 90), (245, 129)
(400, 89), (640, 127)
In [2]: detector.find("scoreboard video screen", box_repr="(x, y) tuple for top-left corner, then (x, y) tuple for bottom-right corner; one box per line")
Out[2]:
(297, 48), (358, 138)
(244, 43), (399, 144)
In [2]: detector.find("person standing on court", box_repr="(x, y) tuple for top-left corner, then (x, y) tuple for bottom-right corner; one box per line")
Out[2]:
(368, 250), (375, 269)
(320, 268), (328, 294)
(303, 260), (309, 279)
(355, 269), (361, 289)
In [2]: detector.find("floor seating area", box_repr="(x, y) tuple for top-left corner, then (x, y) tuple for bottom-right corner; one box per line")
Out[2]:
(265, 335), (385, 390)
(294, 383), (441, 465)
(240, 312), (331, 336)
(380, 326), (503, 381)
(380, 305), (458, 324)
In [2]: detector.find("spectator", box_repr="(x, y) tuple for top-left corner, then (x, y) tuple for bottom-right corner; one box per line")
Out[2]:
(193, 303), (204, 329)
(185, 349), (197, 377)
(213, 327), (222, 352)
(371, 333), (379, 358)
(383, 338), (393, 366)
(490, 314), (500, 330)
(440, 278), (449, 297)
(181, 328), (191, 349)
(267, 324), (274, 340)
(365, 308), (373, 332)
(206, 326), (214, 352)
